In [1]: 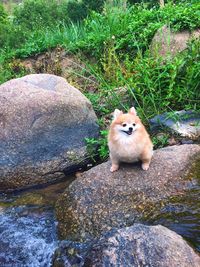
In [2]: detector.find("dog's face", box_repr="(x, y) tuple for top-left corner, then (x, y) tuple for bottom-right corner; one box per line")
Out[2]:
(110, 107), (141, 136)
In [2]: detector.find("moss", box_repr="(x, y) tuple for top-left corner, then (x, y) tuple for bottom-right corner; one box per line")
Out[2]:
(186, 156), (200, 181)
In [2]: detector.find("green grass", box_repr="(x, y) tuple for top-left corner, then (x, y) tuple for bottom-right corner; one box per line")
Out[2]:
(1, 1), (200, 59)
(0, 0), (200, 159)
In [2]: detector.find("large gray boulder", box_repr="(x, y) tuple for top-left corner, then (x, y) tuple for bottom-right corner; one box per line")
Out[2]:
(52, 224), (200, 267)
(0, 74), (98, 191)
(56, 144), (200, 241)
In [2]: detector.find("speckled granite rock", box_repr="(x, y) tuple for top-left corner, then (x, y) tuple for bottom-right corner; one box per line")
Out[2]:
(0, 74), (98, 191)
(56, 144), (200, 241)
(150, 110), (200, 140)
(52, 224), (200, 267)
(150, 25), (200, 59)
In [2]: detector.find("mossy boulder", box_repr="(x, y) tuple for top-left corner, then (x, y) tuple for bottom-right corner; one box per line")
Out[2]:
(56, 144), (200, 241)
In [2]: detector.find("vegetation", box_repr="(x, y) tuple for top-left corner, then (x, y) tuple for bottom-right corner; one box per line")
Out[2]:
(0, 0), (200, 159)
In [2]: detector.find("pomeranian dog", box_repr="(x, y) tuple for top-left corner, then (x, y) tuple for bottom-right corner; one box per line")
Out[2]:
(108, 107), (153, 172)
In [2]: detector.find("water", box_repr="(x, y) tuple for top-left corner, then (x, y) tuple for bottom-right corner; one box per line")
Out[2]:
(0, 175), (200, 266)
(0, 179), (73, 267)
(147, 186), (200, 252)
(145, 160), (200, 252)
(0, 206), (57, 266)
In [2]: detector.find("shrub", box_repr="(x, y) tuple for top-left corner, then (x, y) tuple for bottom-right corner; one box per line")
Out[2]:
(0, 4), (7, 23)
(66, 0), (104, 23)
(13, 0), (105, 28)
(73, 2), (200, 59)
(0, 4), (26, 49)
(128, 0), (158, 6)
(13, 0), (69, 30)
(0, 23), (27, 49)
(66, 1), (87, 22)
(83, 0), (104, 13)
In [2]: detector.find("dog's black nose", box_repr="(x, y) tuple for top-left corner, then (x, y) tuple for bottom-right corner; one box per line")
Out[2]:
(129, 127), (133, 131)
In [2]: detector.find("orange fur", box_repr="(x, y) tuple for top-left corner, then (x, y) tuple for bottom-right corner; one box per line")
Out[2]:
(108, 107), (153, 172)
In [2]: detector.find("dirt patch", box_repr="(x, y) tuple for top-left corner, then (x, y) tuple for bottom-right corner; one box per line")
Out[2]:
(21, 47), (99, 93)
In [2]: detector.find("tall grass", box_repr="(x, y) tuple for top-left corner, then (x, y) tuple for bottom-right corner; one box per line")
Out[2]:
(86, 38), (200, 119)
(85, 36), (200, 158)
(1, 1), (200, 59)
(0, 0), (199, 158)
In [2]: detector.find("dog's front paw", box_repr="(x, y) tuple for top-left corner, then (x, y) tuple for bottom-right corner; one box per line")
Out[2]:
(142, 162), (150, 171)
(110, 164), (119, 172)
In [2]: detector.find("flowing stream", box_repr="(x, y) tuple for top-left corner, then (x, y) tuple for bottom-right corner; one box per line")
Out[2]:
(0, 178), (73, 267)
(0, 175), (200, 266)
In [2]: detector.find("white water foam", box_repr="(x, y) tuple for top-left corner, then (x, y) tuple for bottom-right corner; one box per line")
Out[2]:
(0, 205), (58, 267)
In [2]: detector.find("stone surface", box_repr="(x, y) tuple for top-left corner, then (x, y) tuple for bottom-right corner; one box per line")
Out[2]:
(0, 74), (98, 191)
(150, 25), (200, 59)
(52, 224), (200, 267)
(56, 144), (200, 241)
(150, 110), (200, 140)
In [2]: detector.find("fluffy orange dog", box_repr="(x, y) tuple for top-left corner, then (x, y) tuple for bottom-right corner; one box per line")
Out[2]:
(108, 107), (153, 172)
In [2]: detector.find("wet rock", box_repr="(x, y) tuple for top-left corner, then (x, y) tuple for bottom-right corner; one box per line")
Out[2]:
(52, 240), (91, 267)
(181, 139), (194, 145)
(167, 136), (177, 146)
(52, 224), (200, 267)
(150, 110), (200, 140)
(56, 144), (200, 241)
(150, 25), (200, 59)
(0, 74), (98, 191)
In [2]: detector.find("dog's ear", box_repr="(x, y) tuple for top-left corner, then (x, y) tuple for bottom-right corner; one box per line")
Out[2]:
(113, 109), (123, 119)
(129, 107), (137, 115)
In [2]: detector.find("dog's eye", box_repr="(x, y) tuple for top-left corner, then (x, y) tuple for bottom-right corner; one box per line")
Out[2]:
(132, 123), (136, 126)
(122, 123), (127, 127)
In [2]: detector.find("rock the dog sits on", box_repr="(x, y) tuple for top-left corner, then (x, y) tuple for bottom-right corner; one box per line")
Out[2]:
(108, 107), (153, 172)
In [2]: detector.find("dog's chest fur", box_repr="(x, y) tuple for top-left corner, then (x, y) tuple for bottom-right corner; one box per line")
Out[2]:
(109, 132), (144, 162)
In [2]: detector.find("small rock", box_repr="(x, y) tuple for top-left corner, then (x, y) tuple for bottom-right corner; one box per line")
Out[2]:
(150, 110), (200, 140)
